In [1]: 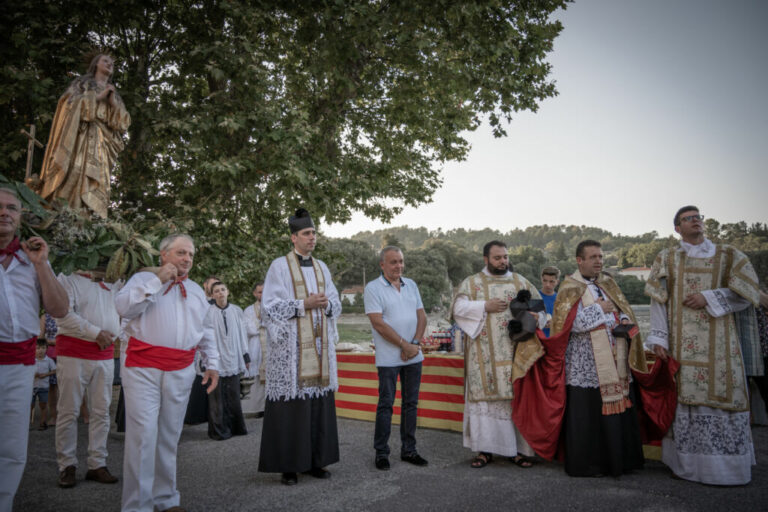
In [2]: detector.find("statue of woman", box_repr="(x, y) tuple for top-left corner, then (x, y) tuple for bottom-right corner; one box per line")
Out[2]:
(36, 53), (131, 219)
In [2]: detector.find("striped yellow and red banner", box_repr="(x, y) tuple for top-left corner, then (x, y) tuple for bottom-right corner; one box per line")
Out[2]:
(336, 353), (465, 432)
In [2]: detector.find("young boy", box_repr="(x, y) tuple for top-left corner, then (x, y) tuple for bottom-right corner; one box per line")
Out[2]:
(32, 339), (56, 430)
(539, 266), (560, 337)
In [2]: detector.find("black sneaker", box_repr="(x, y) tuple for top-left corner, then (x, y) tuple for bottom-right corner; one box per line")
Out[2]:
(375, 456), (390, 470)
(401, 453), (428, 466)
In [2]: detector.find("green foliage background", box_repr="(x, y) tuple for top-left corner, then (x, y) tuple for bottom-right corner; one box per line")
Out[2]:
(1, 0), (568, 304)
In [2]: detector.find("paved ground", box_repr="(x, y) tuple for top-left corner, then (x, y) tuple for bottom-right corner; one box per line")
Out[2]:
(15, 411), (768, 512)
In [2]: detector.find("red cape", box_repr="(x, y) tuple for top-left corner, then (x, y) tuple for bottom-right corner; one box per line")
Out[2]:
(512, 303), (678, 460)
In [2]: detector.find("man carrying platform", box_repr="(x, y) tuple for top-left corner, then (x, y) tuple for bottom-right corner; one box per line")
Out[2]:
(0, 186), (68, 511)
(115, 233), (219, 512)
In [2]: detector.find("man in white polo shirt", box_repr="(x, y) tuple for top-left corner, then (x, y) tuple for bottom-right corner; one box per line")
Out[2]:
(364, 246), (428, 471)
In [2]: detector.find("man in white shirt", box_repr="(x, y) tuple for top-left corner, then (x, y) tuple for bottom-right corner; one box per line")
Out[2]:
(0, 186), (68, 512)
(115, 233), (219, 512)
(54, 269), (123, 488)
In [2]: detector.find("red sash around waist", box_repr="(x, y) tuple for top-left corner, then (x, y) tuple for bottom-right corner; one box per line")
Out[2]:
(0, 337), (37, 365)
(125, 337), (196, 371)
(56, 334), (114, 360)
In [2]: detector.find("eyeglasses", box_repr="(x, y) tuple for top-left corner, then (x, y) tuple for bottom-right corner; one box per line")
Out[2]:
(680, 214), (704, 223)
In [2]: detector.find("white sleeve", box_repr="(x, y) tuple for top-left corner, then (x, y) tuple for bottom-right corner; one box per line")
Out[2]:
(452, 294), (486, 339)
(645, 299), (669, 349)
(197, 309), (220, 372)
(55, 274), (102, 340)
(114, 272), (163, 320)
(702, 288), (752, 318)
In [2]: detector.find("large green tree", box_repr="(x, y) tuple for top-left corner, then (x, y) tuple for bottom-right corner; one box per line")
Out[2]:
(1, 0), (568, 298)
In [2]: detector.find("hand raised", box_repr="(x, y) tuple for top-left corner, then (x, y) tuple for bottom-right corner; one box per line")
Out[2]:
(156, 263), (178, 284)
(21, 237), (49, 265)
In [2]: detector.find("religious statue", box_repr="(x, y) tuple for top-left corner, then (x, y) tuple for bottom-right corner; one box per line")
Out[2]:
(34, 52), (131, 219)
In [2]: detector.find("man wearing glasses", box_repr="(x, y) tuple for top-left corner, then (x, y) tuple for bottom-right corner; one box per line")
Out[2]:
(645, 205), (760, 485)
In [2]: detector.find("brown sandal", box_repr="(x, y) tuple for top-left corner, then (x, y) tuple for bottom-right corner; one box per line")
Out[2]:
(471, 452), (493, 468)
(511, 455), (533, 468)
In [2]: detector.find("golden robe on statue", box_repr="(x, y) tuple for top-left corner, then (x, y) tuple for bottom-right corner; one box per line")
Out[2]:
(37, 77), (130, 218)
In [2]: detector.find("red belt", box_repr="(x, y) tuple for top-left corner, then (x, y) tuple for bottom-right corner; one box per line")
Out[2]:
(125, 337), (195, 371)
(56, 334), (114, 360)
(0, 337), (37, 365)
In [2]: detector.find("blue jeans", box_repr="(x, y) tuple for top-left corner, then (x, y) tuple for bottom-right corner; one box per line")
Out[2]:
(374, 362), (422, 457)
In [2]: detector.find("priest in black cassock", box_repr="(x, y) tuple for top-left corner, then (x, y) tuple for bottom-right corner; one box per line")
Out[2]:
(257, 208), (342, 485)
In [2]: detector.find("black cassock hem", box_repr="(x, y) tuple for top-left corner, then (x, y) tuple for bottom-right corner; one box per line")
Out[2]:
(563, 384), (645, 477)
(258, 391), (340, 473)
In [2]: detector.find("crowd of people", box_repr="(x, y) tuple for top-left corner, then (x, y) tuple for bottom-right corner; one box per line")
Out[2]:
(2, 186), (767, 512)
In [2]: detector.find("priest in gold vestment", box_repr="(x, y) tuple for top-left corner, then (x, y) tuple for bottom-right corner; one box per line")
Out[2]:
(646, 206), (759, 485)
(36, 53), (131, 219)
(451, 241), (545, 468)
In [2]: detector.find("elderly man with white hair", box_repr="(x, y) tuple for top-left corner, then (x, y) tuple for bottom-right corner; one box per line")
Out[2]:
(0, 186), (68, 512)
(115, 233), (219, 512)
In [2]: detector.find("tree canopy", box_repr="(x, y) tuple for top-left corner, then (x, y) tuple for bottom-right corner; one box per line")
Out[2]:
(1, 0), (569, 300)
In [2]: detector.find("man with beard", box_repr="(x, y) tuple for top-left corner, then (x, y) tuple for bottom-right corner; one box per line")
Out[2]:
(451, 240), (545, 469)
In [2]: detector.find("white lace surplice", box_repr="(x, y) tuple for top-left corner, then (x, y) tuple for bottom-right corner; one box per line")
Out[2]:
(261, 256), (341, 401)
(647, 238), (755, 485)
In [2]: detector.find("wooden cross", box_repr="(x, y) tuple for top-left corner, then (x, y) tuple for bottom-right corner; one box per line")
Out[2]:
(21, 124), (44, 180)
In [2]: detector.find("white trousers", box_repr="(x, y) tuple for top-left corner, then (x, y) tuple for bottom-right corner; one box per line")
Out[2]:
(0, 364), (35, 512)
(55, 356), (114, 471)
(121, 362), (195, 512)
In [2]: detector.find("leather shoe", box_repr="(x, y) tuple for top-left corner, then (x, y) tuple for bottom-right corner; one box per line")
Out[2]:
(401, 453), (428, 466)
(375, 457), (390, 471)
(281, 472), (298, 485)
(303, 467), (331, 479)
(58, 465), (77, 488)
(85, 466), (118, 484)
(161, 508), (186, 512)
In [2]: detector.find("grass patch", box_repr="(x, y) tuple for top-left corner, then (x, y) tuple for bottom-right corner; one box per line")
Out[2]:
(338, 323), (372, 344)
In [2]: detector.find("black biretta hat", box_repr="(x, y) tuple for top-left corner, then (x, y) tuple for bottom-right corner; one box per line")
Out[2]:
(289, 208), (315, 233)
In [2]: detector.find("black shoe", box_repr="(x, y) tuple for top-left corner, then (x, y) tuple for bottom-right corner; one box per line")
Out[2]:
(375, 456), (390, 471)
(303, 467), (331, 479)
(281, 472), (298, 485)
(401, 453), (428, 466)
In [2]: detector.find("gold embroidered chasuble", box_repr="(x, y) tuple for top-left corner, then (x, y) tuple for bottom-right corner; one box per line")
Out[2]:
(453, 272), (542, 402)
(552, 272), (647, 414)
(645, 245), (759, 411)
(285, 252), (330, 389)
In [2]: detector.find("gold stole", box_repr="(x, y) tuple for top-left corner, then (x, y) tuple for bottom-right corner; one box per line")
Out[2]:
(571, 273), (632, 415)
(285, 252), (329, 389)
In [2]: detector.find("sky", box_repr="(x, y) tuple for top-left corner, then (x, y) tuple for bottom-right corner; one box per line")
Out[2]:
(325, 0), (768, 240)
